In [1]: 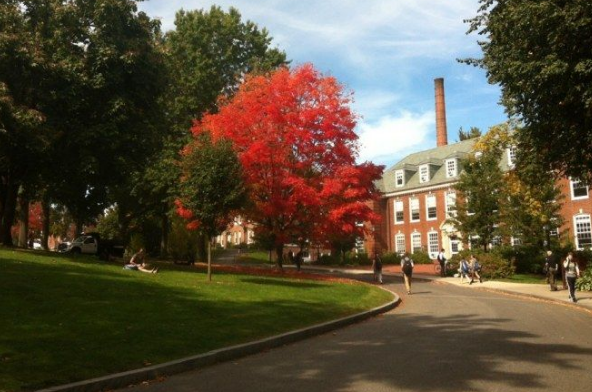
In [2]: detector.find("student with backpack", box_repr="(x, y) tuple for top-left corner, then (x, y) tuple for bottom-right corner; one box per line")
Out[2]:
(401, 254), (414, 294)
(469, 254), (482, 284)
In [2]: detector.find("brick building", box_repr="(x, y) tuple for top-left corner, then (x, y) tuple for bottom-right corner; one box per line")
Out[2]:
(368, 78), (592, 259)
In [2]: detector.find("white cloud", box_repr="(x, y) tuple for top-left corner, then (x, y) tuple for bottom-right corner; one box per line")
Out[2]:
(356, 111), (434, 166)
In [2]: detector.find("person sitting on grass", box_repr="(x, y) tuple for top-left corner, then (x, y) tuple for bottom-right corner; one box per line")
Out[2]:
(124, 248), (158, 274)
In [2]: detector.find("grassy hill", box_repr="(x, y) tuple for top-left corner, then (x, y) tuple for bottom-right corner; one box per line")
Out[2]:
(0, 248), (392, 391)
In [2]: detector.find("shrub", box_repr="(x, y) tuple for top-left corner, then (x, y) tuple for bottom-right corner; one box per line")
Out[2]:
(410, 250), (432, 264)
(449, 249), (514, 279)
(576, 266), (592, 291)
(494, 245), (545, 274)
(167, 216), (199, 263)
(381, 252), (401, 265)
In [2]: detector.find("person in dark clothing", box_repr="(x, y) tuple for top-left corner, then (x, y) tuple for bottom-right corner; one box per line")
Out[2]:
(372, 253), (383, 284)
(544, 250), (560, 291)
(437, 248), (447, 277)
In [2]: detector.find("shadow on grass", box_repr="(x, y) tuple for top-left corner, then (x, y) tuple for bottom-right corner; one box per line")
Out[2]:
(0, 251), (375, 391)
(239, 277), (327, 288)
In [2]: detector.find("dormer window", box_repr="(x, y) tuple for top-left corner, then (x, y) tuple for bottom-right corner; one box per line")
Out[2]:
(395, 170), (404, 187)
(419, 164), (430, 183)
(445, 159), (457, 178)
(507, 145), (517, 167)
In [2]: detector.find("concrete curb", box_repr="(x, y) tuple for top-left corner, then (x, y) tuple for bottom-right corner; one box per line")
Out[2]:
(37, 287), (399, 392)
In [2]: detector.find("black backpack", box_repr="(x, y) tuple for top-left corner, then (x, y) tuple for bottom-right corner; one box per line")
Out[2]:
(402, 258), (413, 274)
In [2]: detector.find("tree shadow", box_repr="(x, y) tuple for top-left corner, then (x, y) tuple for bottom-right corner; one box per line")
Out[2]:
(239, 277), (327, 288)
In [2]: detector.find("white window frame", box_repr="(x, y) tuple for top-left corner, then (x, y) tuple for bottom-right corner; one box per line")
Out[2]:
(574, 214), (592, 250)
(570, 179), (589, 200)
(507, 146), (517, 167)
(419, 164), (430, 183)
(411, 232), (422, 254)
(510, 237), (523, 247)
(445, 159), (457, 178)
(428, 231), (439, 258)
(426, 194), (437, 221)
(394, 200), (404, 224)
(450, 239), (460, 254)
(395, 170), (404, 188)
(445, 191), (456, 218)
(410, 197), (420, 222)
(395, 234), (406, 255)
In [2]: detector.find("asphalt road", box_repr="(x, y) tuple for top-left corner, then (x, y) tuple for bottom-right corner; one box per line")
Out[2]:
(120, 274), (592, 392)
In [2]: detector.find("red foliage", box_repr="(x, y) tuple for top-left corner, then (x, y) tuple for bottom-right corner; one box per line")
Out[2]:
(189, 64), (384, 248)
(174, 199), (200, 230)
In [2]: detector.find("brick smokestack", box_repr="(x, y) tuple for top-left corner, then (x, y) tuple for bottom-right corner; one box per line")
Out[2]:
(434, 78), (448, 147)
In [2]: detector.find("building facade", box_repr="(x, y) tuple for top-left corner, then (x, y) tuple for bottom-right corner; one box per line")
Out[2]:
(368, 79), (592, 259)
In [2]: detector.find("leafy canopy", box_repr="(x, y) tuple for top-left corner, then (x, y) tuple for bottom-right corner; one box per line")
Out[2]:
(192, 64), (383, 259)
(464, 0), (592, 182)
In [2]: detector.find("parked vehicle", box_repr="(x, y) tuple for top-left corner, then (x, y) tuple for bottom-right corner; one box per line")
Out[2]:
(66, 233), (124, 259)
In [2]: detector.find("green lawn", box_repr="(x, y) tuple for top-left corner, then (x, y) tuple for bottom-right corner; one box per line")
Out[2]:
(497, 273), (548, 284)
(0, 248), (392, 391)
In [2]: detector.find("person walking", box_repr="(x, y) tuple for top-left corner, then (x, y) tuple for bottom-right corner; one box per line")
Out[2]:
(563, 252), (581, 302)
(401, 254), (414, 294)
(469, 254), (482, 284)
(372, 253), (383, 284)
(437, 248), (447, 277)
(459, 258), (471, 284)
(544, 250), (560, 291)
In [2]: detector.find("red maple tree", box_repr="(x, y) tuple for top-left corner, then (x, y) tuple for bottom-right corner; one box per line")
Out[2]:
(191, 64), (384, 265)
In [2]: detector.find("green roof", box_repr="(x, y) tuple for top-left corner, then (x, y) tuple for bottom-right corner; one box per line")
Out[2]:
(378, 139), (477, 194)
(378, 137), (515, 194)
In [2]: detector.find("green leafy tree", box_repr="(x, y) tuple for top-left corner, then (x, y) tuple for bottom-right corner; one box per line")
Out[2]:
(0, 0), (166, 244)
(452, 137), (505, 252)
(177, 133), (246, 281)
(458, 126), (482, 141)
(464, 0), (592, 183)
(134, 6), (288, 255)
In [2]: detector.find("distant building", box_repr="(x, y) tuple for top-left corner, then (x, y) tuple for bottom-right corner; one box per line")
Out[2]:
(367, 78), (592, 259)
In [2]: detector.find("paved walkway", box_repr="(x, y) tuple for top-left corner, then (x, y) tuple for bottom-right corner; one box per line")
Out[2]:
(294, 263), (592, 312)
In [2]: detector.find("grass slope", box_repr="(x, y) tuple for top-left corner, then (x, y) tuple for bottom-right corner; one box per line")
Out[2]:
(0, 248), (392, 391)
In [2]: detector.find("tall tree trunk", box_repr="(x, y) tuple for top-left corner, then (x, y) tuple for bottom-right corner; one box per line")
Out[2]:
(0, 180), (18, 246)
(207, 236), (212, 282)
(160, 210), (169, 258)
(42, 199), (50, 250)
(275, 243), (284, 270)
(17, 195), (29, 248)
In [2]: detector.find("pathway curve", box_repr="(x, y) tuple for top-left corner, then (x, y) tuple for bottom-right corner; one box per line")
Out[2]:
(116, 274), (592, 392)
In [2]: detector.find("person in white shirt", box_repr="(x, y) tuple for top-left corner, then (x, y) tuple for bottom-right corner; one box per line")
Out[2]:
(563, 252), (581, 302)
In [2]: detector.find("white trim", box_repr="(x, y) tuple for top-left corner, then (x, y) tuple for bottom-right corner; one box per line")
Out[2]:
(574, 214), (592, 250)
(394, 200), (404, 225)
(507, 146), (516, 168)
(411, 232), (422, 254)
(419, 164), (430, 183)
(426, 193), (437, 221)
(410, 197), (420, 222)
(570, 179), (589, 200)
(395, 233), (406, 255)
(445, 158), (457, 178)
(383, 182), (456, 198)
(427, 231), (439, 258)
(395, 170), (405, 188)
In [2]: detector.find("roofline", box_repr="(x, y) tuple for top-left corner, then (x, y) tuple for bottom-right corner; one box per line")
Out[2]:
(382, 181), (458, 198)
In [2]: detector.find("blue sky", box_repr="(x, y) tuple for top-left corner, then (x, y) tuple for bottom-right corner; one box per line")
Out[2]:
(138, 0), (508, 168)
